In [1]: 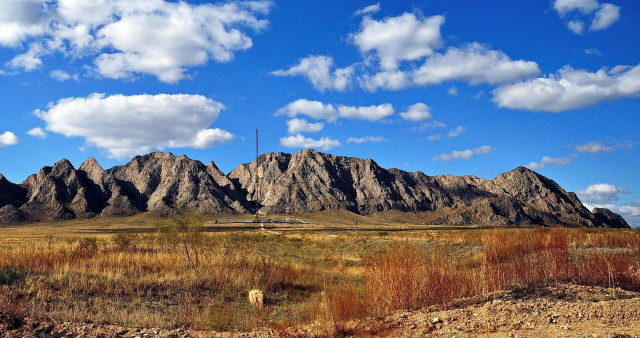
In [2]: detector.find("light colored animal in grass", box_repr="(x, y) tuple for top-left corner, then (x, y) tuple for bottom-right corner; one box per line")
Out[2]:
(248, 289), (264, 308)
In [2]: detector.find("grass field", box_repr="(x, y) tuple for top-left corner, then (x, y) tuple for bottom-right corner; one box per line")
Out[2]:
(1, 210), (639, 333)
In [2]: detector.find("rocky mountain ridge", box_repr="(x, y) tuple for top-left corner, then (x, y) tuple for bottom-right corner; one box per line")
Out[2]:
(0, 149), (629, 227)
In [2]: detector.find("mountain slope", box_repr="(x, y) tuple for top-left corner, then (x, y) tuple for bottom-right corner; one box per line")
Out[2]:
(0, 149), (629, 227)
(229, 149), (628, 228)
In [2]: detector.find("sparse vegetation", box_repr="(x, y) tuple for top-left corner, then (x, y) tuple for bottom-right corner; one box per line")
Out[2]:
(0, 216), (639, 333)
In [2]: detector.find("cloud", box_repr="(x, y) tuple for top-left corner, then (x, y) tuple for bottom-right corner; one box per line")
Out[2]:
(433, 145), (494, 161)
(346, 136), (385, 144)
(447, 86), (458, 96)
(574, 141), (615, 153)
(567, 20), (585, 34)
(413, 43), (540, 86)
(427, 135), (442, 141)
(493, 63), (640, 112)
(351, 13), (445, 71)
(50, 70), (78, 81)
(526, 156), (572, 169)
(577, 183), (628, 203)
(399, 103), (431, 121)
(276, 99), (338, 122)
(553, 0), (600, 16)
(0, 131), (19, 147)
(591, 3), (620, 30)
(286, 118), (323, 134)
(552, 0), (620, 34)
(278, 100), (394, 122)
(359, 69), (411, 91)
(272, 55), (354, 92)
(7, 44), (43, 71)
(353, 3), (380, 17)
(338, 103), (394, 121)
(35, 93), (233, 158)
(280, 134), (341, 150)
(447, 126), (466, 138)
(1, 0), (272, 82)
(27, 127), (46, 139)
(584, 48), (602, 56)
(0, 0), (48, 47)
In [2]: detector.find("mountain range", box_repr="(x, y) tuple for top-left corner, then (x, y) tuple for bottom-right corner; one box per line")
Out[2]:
(0, 149), (629, 228)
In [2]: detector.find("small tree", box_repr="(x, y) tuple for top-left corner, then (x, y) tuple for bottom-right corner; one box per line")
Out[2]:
(157, 211), (206, 271)
(112, 232), (139, 250)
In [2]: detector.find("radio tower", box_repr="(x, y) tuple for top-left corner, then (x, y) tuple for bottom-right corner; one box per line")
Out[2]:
(255, 129), (264, 229)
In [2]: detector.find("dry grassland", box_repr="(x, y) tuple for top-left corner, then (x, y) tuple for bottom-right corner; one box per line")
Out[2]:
(1, 210), (639, 335)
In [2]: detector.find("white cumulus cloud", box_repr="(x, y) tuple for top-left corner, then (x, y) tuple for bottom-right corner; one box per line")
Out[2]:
(35, 93), (233, 158)
(27, 127), (46, 139)
(0, 131), (19, 147)
(577, 183), (628, 203)
(433, 145), (494, 161)
(276, 99), (338, 122)
(553, 0), (600, 16)
(272, 55), (354, 92)
(413, 43), (540, 86)
(1, 0), (272, 82)
(286, 118), (323, 134)
(552, 0), (620, 34)
(351, 13), (445, 71)
(338, 103), (394, 121)
(0, 0), (48, 47)
(493, 63), (640, 112)
(399, 103), (431, 121)
(591, 3), (620, 30)
(280, 134), (341, 150)
(359, 69), (411, 92)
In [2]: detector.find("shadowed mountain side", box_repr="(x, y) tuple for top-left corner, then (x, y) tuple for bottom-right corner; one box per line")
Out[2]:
(229, 149), (628, 228)
(7, 152), (249, 222)
(0, 149), (629, 227)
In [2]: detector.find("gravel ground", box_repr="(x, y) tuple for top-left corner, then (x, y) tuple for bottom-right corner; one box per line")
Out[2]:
(2, 284), (639, 337)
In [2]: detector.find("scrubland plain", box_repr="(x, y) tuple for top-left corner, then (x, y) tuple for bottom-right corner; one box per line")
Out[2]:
(1, 211), (639, 335)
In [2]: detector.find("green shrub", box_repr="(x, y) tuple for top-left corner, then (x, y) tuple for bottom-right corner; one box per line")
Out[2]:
(0, 266), (24, 285)
(78, 237), (98, 252)
(112, 232), (138, 250)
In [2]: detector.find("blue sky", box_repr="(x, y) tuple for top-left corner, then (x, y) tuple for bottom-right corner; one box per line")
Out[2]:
(0, 0), (639, 225)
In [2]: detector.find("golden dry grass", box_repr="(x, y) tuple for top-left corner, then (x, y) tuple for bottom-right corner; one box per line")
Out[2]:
(1, 212), (639, 332)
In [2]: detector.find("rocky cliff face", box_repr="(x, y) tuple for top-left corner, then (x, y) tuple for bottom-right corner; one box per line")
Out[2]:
(0, 149), (630, 228)
(4, 152), (248, 222)
(229, 149), (628, 228)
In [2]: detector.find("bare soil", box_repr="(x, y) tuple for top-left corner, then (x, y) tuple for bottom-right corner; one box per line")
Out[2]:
(3, 283), (639, 337)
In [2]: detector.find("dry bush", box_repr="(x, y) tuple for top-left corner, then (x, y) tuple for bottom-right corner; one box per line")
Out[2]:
(0, 225), (639, 332)
(360, 242), (477, 316)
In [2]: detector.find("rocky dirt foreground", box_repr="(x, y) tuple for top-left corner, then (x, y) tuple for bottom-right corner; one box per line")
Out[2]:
(2, 284), (640, 337)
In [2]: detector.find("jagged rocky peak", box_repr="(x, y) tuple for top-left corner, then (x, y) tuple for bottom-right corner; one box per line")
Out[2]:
(0, 173), (28, 208)
(79, 157), (104, 173)
(0, 150), (631, 228)
(108, 151), (249, 215)
(592, 207), (629, 228)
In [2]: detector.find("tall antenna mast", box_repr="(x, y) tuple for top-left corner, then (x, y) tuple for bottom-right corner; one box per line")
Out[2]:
(255, 128), (259, 219)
